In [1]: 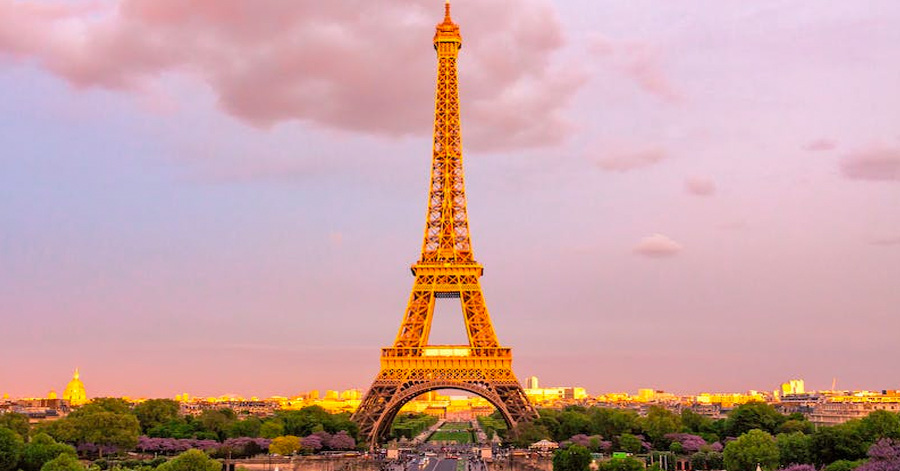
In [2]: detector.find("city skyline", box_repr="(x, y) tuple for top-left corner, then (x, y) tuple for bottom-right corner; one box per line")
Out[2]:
(2, 0), (899, 399)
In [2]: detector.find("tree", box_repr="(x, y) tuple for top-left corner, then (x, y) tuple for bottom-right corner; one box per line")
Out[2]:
(723, 429), (780, 471)
(198, 410), (235, 441)
(682, 410), (714, 435)
(327, 431), (356, 450)
(823, 460), (866, 471)
(812, 421), (868, 466)
(0, 414), (30, 439)
(590, 409), (641, 440)
(260, 421), (285, 440)
(860, 412), (900, 442)
(692, 451), (725, 471)
(39, 453), (84, 471)
(228, 418), (262, 439)
(726, 403), (787, 438)
(22, 433), (77, 471)
(70, 411), (140, 456)
(776, 465), (816, 471)
(777, 432), (812, 467)
(156, 449), (222, 471)
(597, 457), (645, 471)
(0, 428), (23, 471)
(73, 398), (132, 416)
(300, 435), (323, 453)
(643, 407), (682, 448)
(616, 434), (643, 454)
(269, 436), (301, 456)
(558, 412), (593, 440)
(666, 434), (707, 454)
(133, 400), (180, 434)
(856, 438), (900, 471)
(553, 444), (592, 471)
(511, 422), (551, 448)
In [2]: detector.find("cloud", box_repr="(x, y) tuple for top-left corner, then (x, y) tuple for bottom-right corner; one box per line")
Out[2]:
(588, 34), (681, 103)
(684, 177), (717, 196)
(596, 145), (667, 172)
(870, 236), (900, 247)
(633, 234), (683, 258)
(0, 0), (582, 152)
(840, 145), (900, 181)
(804, 138), (838, 152)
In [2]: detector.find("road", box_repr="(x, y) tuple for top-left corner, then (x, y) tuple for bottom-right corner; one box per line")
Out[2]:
(423, 459), (457, 471)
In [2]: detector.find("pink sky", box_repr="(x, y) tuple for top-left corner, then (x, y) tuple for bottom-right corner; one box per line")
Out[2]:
(1, 0), (898, 399)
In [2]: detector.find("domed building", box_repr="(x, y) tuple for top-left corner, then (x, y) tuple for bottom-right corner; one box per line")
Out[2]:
(62, 368), (88, 406)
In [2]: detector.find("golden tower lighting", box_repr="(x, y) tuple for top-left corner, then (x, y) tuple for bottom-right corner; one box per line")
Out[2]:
(351, 1), (538, 448)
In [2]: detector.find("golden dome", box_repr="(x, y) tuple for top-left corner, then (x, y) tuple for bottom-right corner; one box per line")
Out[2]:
(63, 368), (87, 406)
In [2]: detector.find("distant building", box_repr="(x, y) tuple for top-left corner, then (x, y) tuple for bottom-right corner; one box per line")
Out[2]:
(62, 368), (87, 406)
(781, 379), (805, 395)
(809, 392), (900, 426)
(526, 376), (539, 390)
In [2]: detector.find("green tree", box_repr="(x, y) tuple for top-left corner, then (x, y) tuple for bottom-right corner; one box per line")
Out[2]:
(859, 411), (900, 442)
(642, 406), (682, 448)
(0, 428), (24, 471)
(0, 414), (30, 439)
(22, 433), (77, 471)
(811, 422), (867, 466)
(268, 436), (301, 456)
(723, 429), (780, 471)
(260, 421), (285, 440)
(228, 418), (262, 438)
(822, 459), (866, 471)
(511, 422), (551, 448)
(778, 420), (814, 435)
(777, 432), (812, 466)
(156, 450), (221, 471)
(198, 410), (236, 441)
(39, 453), (84, 471)
(597, 457), (645, 471)
(725, 403), (786, 437)
(553, 444), (592, 471)
(71, 411), (140, 456)
(590, 409), (641, 440)
(616, 434), (643, 454)
(133, 400), (180, 434)
(73, 398), (132, 416)
(559, 412), (593, 440)
(682, 410), (714, 435)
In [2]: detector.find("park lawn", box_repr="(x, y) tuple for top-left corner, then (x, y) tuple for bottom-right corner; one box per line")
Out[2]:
(440, 422), (472, 431)
(428, 430), (473, 443)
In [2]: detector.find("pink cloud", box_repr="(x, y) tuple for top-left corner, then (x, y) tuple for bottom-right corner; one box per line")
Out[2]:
(870, 236), (900, 247)
(0, 0), (581, 152)
(840, 145), (900, 181)
(596, 145), (667, 172)
(804, 138), (838, 152)
(633, 234), (683, 258)
(684, 177), (717, 196)
(588, 34), (681, 104)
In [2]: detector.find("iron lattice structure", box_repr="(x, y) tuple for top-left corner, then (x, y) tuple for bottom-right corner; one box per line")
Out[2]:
(351, 2), (538, 448)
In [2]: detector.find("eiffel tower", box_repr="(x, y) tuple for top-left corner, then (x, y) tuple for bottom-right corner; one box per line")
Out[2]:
(351, 0), (538, 448)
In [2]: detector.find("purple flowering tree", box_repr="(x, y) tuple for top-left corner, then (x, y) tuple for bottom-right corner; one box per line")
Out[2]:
(777, 465), (817, 471)
(665, 433), (708, 454)
(857, 439), (900, 471)
(301, 435), (323, 453)
(570, 435), (591, 448)
(327, 431), (356, 451)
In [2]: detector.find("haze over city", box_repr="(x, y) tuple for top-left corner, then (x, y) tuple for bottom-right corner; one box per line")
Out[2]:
(1, 0), (899, 400)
